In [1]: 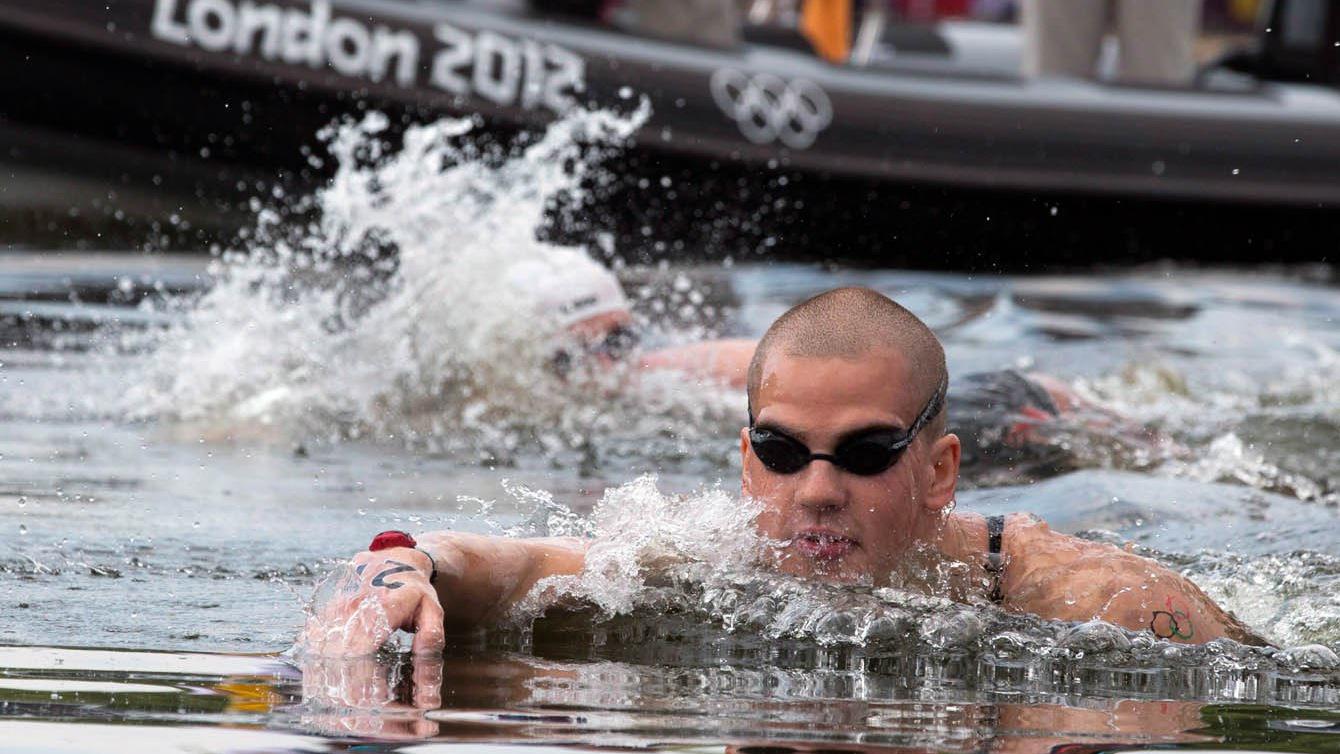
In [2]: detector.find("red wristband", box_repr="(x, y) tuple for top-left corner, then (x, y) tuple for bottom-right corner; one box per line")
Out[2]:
(368, 530), (436, 584)
(369, 530), (417, 551)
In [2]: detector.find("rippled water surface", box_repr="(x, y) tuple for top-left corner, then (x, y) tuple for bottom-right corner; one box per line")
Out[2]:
(2, 114), (1339, 753)
(3, 249), (1338, 753)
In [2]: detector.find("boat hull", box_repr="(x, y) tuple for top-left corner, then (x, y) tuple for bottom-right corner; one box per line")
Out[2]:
(3, 0), (1339, 263)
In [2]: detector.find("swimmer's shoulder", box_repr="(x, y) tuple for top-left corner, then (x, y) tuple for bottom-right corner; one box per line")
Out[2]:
(995, 513), (1152, 609)
(996, 516), (1266, 645)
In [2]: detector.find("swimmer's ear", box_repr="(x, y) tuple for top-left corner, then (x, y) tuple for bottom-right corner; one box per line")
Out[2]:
(924, 433), (961, 512)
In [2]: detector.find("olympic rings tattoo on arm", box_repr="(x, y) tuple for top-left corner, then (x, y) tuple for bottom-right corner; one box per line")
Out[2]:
(1149, 597), (1196, 640)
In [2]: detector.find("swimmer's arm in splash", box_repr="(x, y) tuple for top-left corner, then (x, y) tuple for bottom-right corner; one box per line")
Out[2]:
(416, 531), (589, 630)
(1002, 517), (1269, 646)
(1083, 565), (1269, 646)
(303, 533), (587, 656)
(638, 339), (756, 388)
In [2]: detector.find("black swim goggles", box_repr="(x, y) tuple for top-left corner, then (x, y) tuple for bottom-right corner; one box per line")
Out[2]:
(551, 325), (642, 375)
(748, 377), (947, 476)
(589, 325), (641, 360)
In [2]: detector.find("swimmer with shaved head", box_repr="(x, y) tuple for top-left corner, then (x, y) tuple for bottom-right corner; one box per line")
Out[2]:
(307, 287), (1263, 655)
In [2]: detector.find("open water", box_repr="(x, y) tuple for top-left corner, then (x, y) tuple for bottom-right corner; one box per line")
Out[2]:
(0, 110), (1338, 753)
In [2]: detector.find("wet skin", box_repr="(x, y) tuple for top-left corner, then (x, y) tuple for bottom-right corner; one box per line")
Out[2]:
(306, 349), (1264, 657)
(564, 308), (754, 386)
(743, 348), (960, 585)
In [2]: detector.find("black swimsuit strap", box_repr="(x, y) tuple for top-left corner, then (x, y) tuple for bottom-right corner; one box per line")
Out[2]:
(987, 515), (1005, 554)
(984, 514), (1006, 604)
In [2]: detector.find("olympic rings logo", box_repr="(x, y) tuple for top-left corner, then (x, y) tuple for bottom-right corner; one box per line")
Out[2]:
(709, 69), (833, 150)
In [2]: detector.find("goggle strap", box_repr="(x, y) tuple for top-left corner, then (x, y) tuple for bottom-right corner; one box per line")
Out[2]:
(907, 376), (948, 439)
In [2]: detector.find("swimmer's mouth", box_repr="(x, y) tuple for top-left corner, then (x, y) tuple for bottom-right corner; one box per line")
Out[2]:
(792, 529), (856, 560)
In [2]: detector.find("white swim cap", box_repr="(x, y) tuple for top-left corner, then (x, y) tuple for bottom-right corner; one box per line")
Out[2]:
(504, 248), (629, 329)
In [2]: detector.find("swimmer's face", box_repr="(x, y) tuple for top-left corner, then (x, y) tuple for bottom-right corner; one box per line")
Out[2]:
(741, 349), (960, 584)
(567, 310), (633, 342)
(557, 310), (639, 371)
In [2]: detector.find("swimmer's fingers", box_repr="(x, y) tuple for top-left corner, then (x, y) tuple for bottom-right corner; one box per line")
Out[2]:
(410, 650), (444, 710)
(312, 590), (401, 655)
(410, 588), (446, 655)
(339, 581), (439, 656)
(304, 550), (442, 657)
(331, 592), (401, 657)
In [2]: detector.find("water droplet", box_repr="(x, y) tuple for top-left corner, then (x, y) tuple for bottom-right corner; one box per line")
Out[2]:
(1231, 168), (1241, 175)
(618, 86), (633, 99)
(192, 521), (200, 528)
(17, 497), (26, 508)
(357, 508), (367, 516)
(18, 524), (27, 536)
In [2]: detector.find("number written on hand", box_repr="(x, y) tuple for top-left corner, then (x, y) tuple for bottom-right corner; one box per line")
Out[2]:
(370, 560), (418, 590)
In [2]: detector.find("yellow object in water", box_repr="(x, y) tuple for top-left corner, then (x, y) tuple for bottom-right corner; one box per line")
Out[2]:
(217, 680), (281, 713)
(801, 0), (852, 63)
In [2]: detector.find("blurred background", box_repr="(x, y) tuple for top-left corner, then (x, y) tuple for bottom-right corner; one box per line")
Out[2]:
(2, 0), (1338, 267)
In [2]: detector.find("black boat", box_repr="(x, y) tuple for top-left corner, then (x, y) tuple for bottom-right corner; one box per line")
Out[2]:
(3, 0), (1339, 263)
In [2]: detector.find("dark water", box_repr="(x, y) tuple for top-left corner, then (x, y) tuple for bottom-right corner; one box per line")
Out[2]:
(3, 643), (1340, 753)
(1, 248), (1338, 753)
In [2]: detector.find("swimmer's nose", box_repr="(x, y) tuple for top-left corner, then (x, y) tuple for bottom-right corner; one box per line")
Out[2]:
(794, 460), (850, 514)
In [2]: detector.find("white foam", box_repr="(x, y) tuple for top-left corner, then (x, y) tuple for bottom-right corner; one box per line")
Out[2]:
(114, 103), (744, 456)
(1063, 362), (1338, 505)
(517, 476), (764, 618)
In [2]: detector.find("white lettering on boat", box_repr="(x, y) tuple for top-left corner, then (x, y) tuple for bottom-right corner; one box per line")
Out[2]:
(149, 0), (584, 112)
(430, 22), (584, 112)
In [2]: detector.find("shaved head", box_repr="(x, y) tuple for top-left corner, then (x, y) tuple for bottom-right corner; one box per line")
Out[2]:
(747, 287), (947, 434)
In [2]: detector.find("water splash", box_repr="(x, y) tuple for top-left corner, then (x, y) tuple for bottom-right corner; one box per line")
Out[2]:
(299, 561), (394, 658)
(114, 104), (737, 461)
(275, 465), (1340, 709)
(456, 478), (1340, 675)
(1187, 549), (1340, 649)
(516, 475), (764, 618)
(1073, 361), (1340, 505)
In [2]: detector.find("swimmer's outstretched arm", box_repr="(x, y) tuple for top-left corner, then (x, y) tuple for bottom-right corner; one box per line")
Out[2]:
(1002, 515), (1268, 646)
(638, 339), (756, 388)
(304, 533), (588, 656)
(419, 532), (588, 629)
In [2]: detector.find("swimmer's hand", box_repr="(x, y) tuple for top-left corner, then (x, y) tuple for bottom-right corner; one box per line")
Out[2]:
(303, 533), (589, 656)
(303, 546), (445, 656)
